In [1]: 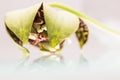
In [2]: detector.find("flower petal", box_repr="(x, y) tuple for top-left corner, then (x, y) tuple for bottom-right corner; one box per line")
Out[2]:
(44, 4), (79, 47)
(5, 3), (41, 44)
(75, 19), (89, 48)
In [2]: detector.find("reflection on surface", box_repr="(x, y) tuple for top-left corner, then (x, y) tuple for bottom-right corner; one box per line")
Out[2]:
(1, 0), (120, 77)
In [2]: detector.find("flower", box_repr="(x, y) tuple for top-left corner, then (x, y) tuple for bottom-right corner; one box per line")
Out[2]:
(5, 2), (88, 54)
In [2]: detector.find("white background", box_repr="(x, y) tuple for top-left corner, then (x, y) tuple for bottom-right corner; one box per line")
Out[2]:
(0, 0), (120, 79)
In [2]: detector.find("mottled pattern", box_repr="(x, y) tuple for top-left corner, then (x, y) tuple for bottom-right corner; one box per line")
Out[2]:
(34, 3), (45, 25)
(29, 3), (48, 46)
(29, 3), (64, 53)
(75, 19), (89, 48)
(6, 26), (23, 46)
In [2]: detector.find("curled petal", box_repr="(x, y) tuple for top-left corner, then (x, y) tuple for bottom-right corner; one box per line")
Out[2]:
(76, 19), (89, 48)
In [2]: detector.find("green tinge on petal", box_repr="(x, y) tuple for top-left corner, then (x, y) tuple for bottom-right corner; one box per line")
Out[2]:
(5, 3), (41, 44)
(18, 45), (29, 54)
(44, 4), (79, 47)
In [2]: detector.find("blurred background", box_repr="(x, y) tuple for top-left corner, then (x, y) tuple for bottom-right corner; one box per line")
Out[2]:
(0, 0), (120, 79)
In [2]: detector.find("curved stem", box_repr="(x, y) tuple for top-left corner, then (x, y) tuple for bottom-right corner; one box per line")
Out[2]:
(50, 3), (120, 37)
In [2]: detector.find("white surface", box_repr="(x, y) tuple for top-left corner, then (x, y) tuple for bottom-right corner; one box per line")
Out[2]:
(0, 0), (120, 79)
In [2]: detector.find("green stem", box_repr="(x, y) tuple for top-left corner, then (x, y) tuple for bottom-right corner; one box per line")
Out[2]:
(50, 3), (120, 36)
